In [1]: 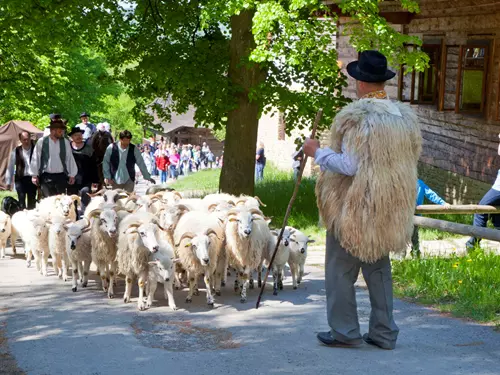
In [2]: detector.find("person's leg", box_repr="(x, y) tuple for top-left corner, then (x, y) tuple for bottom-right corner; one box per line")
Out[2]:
(410, 226), (420, 258)
(39, 174), (54, 198)
(323, 233), (363, 344)
(361, 256), (399, 350)
(24, 177), (38, 210)
(15, 180), (27, 209)
(467, 188), (500, 249)
(79, 186), (91, 214)
(54, 174), (68, 195)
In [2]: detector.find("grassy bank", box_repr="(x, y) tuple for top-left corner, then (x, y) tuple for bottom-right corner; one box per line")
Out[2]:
(392, 249), (500, 325)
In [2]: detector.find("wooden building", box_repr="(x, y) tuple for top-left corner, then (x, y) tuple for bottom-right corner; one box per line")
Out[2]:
(330, 0), (500, 203)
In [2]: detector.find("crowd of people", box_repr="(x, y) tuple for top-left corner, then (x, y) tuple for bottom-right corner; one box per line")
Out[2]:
(4, 111), (222, 214)
(136, 140), (222, 184)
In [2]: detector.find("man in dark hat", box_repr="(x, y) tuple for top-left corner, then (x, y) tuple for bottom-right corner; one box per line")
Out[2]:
(76, 112), (97, 142)
(303, 50), (422, 350)
(67, 126), (99, 214)
(29, 118), (78, 197)
(5, 131), (37, 209)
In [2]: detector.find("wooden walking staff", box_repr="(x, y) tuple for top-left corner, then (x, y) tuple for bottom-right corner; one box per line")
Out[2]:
(255, 108), (323, 309)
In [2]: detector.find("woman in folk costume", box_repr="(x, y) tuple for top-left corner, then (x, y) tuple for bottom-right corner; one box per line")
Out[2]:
(304, 50), (422, 350)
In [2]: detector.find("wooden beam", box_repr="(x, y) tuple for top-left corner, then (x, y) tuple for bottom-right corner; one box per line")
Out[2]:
(414, 216), (500, 242)
(322, 4), (415, 24)
(416, 205), (500, 214)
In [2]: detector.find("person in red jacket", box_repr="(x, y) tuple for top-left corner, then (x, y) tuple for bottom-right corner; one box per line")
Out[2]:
(155, 144), (169, 183)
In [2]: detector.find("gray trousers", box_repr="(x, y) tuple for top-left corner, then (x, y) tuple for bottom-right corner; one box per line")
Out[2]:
(111, 179), (135, 193)
(326, 233), (399, 348)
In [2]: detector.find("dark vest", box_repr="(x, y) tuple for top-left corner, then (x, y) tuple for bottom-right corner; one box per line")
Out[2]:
(110, 143), (136, 182)
(15, 144), (34, 181)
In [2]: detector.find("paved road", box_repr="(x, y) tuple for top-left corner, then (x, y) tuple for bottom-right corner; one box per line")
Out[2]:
(0, 177), (499, 374)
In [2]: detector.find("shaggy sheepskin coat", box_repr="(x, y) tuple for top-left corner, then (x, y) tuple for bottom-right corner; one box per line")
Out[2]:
(316, 98), (422, 263)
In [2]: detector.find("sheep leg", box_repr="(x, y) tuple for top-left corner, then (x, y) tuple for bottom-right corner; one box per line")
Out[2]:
(137, 272), (147, 311)
(234, 272), (240, 293)
(0, 239), (5, 258)
(25, 244), (32, 268)
(277, 266), (284, 290)
(186, 272), (196, 303)
(240, 271), (250, 303)
(249, 273), (254, 290)
(123, 274), (133, 303)
(107, 261), (117, 298)
(289, 263), (298, 289)
(42, 250), (49, 276)
(99, 263), (109, 292)
(56, 254), (62, 278)
(146, 275), (157, 309)
(214, 261), (225, 296)
(272, 268), (279, 296)
(61, 255), (69, 282)
(71, 261), (79, 292)
(82, 260), (91, 288)
(10, 231), (17, 255)
(164, 281), (177, 311)
(204, 273), (214, 307)
(221, 257), (229, 287)
(257, 260), (263, 288)
(298, 263), (305, 285)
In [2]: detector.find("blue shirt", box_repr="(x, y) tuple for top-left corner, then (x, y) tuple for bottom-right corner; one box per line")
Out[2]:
(416, 179), (446, 206)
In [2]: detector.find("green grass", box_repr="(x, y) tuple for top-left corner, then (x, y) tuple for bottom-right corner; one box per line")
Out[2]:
(170, 168), (221, 193)
(393, 249), (500, 324)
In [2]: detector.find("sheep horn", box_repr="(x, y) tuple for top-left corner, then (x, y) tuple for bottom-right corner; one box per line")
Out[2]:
(254, 196), (267, 207)
(81, 217), (91, 229)
(249, 208), (264, 217)
(176, 204), (190, 212)
(151, 218), (166, 231)
(226, 200), (236, 207)
(173, 192), (183, 200)
(87, 209), (103, 219)
(205, 228), (220, 240)
(124, 223), (141, 233)
(113, 206), (134, 213)
(235, 199), (246, 206)
(207, 203), (218, 212)
(70, 194), (81, 204)
(175, 232), (196, 247)
(87, 189), (106, 197)
(151, 192), (165, 199)
(126, 194), (139, 203)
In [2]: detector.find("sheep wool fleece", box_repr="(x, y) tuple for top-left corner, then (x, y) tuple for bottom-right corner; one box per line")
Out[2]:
(316, 98), (422, 263)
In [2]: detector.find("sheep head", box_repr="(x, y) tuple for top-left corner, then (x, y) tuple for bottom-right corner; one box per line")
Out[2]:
(148, 249), (179, 283)
(124, 222), (161, 254)
(89, 208), (118, 238)
(55, 195), (78, 218)
(176, 230), (213, 267)
(158, 204), (190, 231)
(0, 211), (10, 233)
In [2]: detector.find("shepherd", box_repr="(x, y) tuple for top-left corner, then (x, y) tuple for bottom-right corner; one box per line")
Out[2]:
(303, 50), (422, 350)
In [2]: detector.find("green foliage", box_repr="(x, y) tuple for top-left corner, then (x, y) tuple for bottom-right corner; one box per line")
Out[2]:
(393, 249), (500, 323)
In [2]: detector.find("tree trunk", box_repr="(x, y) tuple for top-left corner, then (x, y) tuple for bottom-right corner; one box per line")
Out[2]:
(219, 10), (265, 196)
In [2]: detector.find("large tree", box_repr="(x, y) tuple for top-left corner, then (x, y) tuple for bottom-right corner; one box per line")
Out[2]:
(1, 0), (427, 194)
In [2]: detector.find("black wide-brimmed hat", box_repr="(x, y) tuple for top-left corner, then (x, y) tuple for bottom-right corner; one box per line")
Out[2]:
(49, 113), (62, 120)
(68, 126), (84, 136)
(346, 50), (396, 83)
(48, 119), (68, 130)
(80, 112), (90, 118)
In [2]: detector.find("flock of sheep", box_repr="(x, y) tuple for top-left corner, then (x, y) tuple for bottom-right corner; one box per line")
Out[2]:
(0, 188), (315, 311)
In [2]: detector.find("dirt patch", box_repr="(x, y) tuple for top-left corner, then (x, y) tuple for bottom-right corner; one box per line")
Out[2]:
(131, 316), (240, 352)
(0, 311), (26, 375)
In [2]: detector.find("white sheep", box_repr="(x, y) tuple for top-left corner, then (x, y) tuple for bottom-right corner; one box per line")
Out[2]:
(173, 211), (224, 307)
(235, 195), (267, 210)
(259, 228), (292, 295)
(0, 211), (12, 259)
(87, 204), (129, 298)
(286, 226), (315, 289)
(161, 191), (184, 206)
(84, 189), (131, 218)
(117, 212), (167, 310)
(11, 210), (50, 273)
(48, 215), (72, 280)
(146, 246), (179, 311)
(37, 194), (81, 222)
(225, 207), (271, 302)
(65, 219), (92, 292)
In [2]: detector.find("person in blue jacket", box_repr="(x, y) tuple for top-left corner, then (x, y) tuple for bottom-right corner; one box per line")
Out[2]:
(412, 179), (450, 257)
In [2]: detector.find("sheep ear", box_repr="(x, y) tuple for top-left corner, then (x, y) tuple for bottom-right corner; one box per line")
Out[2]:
(82, 227), (91, 233)
(172, 258), (180, 263)
(148, 261), (158, 266)
(307, 238), (315, 244)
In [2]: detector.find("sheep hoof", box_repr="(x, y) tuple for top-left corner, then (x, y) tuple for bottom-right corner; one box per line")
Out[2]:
(82, 282), (88, 288)
(258, 280), (262, 288)
(226, 271), (231, 276)
(72, 287), (77, 292)
(249, 280), (254, 289)
(123, 296), (130, 303)
(273, 289), (278, 296)
(278, 283), (283, 290)
(240, 297), (246, 303)
(215, 290), (221, 296)
(234, 287), (239, 293)
(207, 302), (214, 308)
(185, 297), (192, 303)
(138, 304), (145, 311)
(175, 286), (180, 290)
(221, 280), (226, 287)
(171, 306), (178, 311)
(293, 286), (297, 290)
(96, 270), (100, 276)
(193, 290), (199, 296)
(108, 293), (114, 299)
(26, 260), (31, 268)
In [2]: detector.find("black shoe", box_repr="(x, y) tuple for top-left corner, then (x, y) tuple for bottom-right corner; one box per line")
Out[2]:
(317, 332), (362, 348)
(466, 237), (479, 251)
(362, 333), (394, 350)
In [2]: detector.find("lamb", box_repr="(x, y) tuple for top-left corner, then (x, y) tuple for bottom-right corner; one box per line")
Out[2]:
(225, 207), (271, 302)
(259, 228), (292, 295)
(173, 211), (224, 306)
(286, 226), (315, 289)
(88, 204), (130, 298)
(65, 219), (92, 292)
(11, 210), (50, 272)
(146, 246), (179, 311)
(48, 216), (72, 280)
(37, 194), (81, 222)
(0, 211), (12, 259)
(117, 212), (167, 310)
